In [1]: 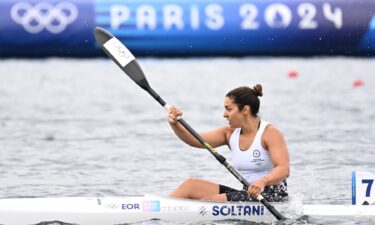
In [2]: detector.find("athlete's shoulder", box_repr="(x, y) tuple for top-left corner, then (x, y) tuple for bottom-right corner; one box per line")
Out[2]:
(216, 125), (234, 135)
(263, 123), (284, 137)
(260, 123), (287, 152)
(263, 124), (286, 148)
(218, 125), (235, 144)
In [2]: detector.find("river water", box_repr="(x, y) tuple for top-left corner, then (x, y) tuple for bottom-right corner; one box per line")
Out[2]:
(0, 57), (374, 225)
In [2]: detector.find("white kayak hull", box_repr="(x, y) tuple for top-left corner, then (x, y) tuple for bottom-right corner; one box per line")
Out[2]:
(0, 195), (275, 225)
(0, 195), (374, 225)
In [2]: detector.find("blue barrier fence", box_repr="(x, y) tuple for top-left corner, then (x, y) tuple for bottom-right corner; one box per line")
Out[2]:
(0, 0), (374, 57)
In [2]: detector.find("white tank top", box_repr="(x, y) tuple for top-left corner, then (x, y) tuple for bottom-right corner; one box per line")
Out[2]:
(229, 121), (274, 185)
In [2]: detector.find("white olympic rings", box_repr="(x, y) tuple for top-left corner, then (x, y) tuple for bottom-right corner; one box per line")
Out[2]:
(113, 43), (132, 58)
(10, 2), (78, 34)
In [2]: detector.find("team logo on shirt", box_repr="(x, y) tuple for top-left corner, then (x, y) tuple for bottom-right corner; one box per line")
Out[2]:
(253, 149), (260, 158)
(251, 149), (265, 167)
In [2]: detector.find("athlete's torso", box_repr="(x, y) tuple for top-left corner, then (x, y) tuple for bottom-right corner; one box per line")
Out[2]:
(229, 120), (274, 184)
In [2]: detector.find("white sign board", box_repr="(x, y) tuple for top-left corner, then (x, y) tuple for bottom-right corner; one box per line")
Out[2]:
(352, 171), (375, 205)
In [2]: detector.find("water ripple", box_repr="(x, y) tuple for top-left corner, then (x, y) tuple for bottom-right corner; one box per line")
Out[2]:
(0, 58), (374, 224)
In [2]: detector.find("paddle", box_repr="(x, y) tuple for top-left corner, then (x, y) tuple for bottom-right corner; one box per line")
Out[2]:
(94, 27), (287, 221)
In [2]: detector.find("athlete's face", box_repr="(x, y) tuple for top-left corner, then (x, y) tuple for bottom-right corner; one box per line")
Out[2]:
(223, 97), (246, 128)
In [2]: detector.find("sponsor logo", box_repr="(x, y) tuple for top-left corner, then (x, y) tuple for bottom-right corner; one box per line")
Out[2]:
(212, 205), (265, 216)
(161, 205), (190, 212)
(104, 203), (120, 209)
(199, 206), (208, 216)
(122, 203), (140, 210)
(142, 201), (160, 212)
(10, 2), (78, 34)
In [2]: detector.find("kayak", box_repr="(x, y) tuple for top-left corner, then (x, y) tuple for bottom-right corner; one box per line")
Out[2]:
(1, 194), (375, 225)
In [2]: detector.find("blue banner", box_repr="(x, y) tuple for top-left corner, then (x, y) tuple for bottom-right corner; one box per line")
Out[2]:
(0, 0), (95, 57)
(0, 0), (375, 57)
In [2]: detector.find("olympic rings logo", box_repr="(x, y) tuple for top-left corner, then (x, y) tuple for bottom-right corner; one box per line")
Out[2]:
(113, 43), (131, 58)
(10, 2), (78, 34)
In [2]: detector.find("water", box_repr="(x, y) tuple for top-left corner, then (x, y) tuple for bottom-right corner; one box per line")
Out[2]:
(0, 57), (374, 224)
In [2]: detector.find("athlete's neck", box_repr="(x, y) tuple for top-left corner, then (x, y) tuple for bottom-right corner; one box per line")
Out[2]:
(240, 118), (260, 135)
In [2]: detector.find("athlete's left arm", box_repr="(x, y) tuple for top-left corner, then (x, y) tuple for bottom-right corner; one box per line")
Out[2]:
(262, 125), (290, 185)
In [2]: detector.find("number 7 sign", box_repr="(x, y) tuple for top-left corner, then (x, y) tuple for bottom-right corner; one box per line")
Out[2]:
(352, 171), (375, 205)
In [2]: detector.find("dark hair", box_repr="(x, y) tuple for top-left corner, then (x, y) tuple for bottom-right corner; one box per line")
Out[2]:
(226, 84), (263, 117)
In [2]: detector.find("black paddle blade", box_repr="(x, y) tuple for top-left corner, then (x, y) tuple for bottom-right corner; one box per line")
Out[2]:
(94, 27), (151, 91)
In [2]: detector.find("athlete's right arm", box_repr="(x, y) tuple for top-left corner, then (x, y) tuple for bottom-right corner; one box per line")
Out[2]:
(168, 106), (228, 148)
